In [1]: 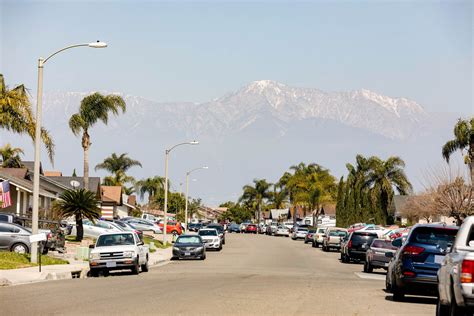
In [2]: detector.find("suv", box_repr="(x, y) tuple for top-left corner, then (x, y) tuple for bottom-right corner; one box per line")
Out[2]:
(89, 232), (149, 276)
(312, 227), (327, 248)
(364, 238), (398, 273)
(341, 231), (378, 263)
(322, 227), (348, 252)
(386, 224), (458, 301)
(207, 224), (226, 244)
(198, 228), (222, 250)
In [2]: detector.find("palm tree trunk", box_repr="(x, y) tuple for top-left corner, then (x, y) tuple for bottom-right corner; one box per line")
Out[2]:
(75, 213), (83, 242)
(470, 140), (474, 184)
(82, 131), (90, 191)
(257, 203), (261, 224)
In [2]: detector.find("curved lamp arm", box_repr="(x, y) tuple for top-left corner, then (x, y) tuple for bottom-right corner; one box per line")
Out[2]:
(43, 41), (107, 64)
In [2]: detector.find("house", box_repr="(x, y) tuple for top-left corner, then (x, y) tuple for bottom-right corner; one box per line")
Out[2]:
(269, 209), (289, 222)
(100, 186), (137, 219)
(45, 176), (101, 195)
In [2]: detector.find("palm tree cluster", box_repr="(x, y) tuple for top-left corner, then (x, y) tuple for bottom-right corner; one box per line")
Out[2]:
(95, 152), (142, 193)
(336, 155), (412, 226)
(0, 143), (24, 168)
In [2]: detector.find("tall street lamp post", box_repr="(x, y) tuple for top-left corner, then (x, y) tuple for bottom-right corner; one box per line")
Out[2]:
(185, 166), (208, 229)
(31, 41), (107, 263)
(163, 141), (199, 243)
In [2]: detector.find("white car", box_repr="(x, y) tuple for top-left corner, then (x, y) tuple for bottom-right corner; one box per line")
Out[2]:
(312, 227), (327, 247)
(70, 220), (121, 238)
(357, 225), (387, 238)
(198, 228), (222, 251)
(275, 225), (290, 237)
(291, 227), (309, 240)
(89, 231), (149, 276)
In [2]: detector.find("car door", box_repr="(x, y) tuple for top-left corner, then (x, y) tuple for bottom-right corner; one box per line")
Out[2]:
(134, 233), (145, 263)
(0, 223), (13, 249)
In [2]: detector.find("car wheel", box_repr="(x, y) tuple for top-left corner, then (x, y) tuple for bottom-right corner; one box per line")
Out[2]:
(385, 275), (391, 291)
(314, 242), (319, 248)
(141, 257), (149, 272)
(131, 259), (140, 275)
(392, 284), (405, 301)
(90, 269), (99, 278)
(200, 254), (206, 260)
(436, 299), (449, 316)
(11, 243), (29, 254)
(364, 261), (373, 273)
(223, 240), (226, 245)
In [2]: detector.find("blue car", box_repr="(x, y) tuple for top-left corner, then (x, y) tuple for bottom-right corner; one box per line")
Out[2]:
(385, 223), (458, 301)
(228, 223), (241, 233)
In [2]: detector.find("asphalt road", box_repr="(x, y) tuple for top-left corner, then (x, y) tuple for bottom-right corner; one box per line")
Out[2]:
(1, 233), (434, 316)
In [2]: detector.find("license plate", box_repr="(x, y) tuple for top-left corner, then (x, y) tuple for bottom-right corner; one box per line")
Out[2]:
(185, 252), (191, 256)
(434, 255), (444, 264)
(106, 261), (117, 268)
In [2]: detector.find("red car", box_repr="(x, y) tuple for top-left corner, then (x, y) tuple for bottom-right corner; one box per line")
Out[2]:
(246, 224), (258, 234)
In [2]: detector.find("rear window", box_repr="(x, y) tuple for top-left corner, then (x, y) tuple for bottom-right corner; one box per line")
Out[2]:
(371, 239), (397, 250)
(352, 232), (378, 242)
(329, 230), (347, 237)
(409, 227), (457, 246)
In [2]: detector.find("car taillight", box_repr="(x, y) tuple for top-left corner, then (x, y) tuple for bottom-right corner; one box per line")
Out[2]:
(402, 271), (416, 277)
(47, 233), (52, 240)
(461, 260), (474, 283)
(348, 240), (352, 248)
(402, 245), (425, 255)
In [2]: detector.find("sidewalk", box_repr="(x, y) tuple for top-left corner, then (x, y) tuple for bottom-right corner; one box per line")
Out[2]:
(0, 247), (172, 287)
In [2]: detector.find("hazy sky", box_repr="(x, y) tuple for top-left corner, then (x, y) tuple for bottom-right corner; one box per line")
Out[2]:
(1, 0), (472, 114)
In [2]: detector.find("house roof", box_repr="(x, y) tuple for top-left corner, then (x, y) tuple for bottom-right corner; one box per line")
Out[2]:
(101, 186), (122, 204)
(127, 195), (136, 206)
(22, 161), (43, 175)
(0, 170), (56, 198)
(0, 168), (29, 179)
(44, 171), (62, 177)
(46, 176), (101, 193)
(320, 204), (336, 216)
(270, 209), (288, 220)
(288, 206), (305, 219)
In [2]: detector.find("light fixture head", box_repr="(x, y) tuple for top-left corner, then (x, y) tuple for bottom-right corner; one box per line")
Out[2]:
(202, 166), (209, 169)
(189, 140), (199, 145)
(88, 41), (108, 48)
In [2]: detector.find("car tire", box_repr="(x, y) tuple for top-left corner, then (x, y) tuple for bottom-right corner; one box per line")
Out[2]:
(436, 300), (449, 316)
(392, 284), (405, 301)
(385, 275), (392, 292)
(200, 254), (206, 260)
(223, 240), (226, 245)
(141, 257), (149, 272)
(131, 259), (140, 275)
(11, 243), (29, 254)
(90, 269), (99, 278)
(364, 261), (373, 273)
(314, 242), (319, 248)
(449, 287), (466, 316)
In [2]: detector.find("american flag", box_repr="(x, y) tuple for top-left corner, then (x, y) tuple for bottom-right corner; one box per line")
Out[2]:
(0, 181), (12, 208)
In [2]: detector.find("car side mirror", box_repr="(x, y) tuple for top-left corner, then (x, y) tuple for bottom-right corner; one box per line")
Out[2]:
(137, 241), (144, 246)
(89, 244), (95, 249)
(385, 252), (394, 258)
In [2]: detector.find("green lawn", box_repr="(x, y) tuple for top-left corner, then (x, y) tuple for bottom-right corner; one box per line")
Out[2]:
(0, 252), (69, 270)
(143, 236), (170, 252)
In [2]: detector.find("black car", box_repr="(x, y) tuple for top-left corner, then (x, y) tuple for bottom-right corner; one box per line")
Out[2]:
(341, 231), (378, 263)
(171, 235), (206, 260)
(188, 223), (203, 232)
(206, 224), (226, 245)
(386, 224), (458, 301)
(228, 223), (240, 233)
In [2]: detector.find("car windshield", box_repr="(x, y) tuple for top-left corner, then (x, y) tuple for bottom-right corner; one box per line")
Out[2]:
(371, 239), (397, 249)
(298, 228), (308, 232)
(176, 236), (202, 244)
(308, 229), (316, 233)
(208, 225), (224, 232)
(199, 230), (217, 236)
(410, 227), (457, 247)
(352, 232), (378, 242)
(329, 230), (346, 237)
(96, 233), (135, 247)
(318, 228), (326, 233)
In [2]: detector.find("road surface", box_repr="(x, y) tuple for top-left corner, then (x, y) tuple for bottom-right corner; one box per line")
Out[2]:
(1, 233), (434, 315)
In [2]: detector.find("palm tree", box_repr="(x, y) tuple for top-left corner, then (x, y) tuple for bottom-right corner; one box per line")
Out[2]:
(136, 176), (166, 204)
(442, 117), (474, 183)
(0, 74), (54, 162)
(52, 189), (100, 241)
(269, 184), (288, 209)
(69, 93), (126, 191)
(367, 156), (412, 224)
(0, 143), (24, 168)
(95, 153), (142, 187)
(239, 179), (272, 223)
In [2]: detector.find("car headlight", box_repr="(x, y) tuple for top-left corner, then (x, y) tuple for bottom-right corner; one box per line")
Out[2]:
(90, 253), (100, 260)
(196, 247), (204, 251)
(173, 247), (180, 251)
(123, 251), (135, 258)
(214, 238), (219, 243)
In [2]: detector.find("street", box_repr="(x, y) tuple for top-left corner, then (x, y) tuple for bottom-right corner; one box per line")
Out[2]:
(0, 233), (434, 316)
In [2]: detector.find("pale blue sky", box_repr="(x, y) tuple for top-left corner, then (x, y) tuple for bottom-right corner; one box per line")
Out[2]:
(1, 0), (472, 113)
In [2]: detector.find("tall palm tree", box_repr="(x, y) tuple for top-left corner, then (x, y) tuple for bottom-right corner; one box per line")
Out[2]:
(136, 176), (166, 204)
(0, 143), (24, 168)
(367, 156), (412, 224)
(442, 117), (474, 183)
(52, 189), (100, 241)
(95, 153), (142, 187)
(69, 93), (126, 191)
(239, 179), (272, 223)
(0, 74), (54, 162)
(269, 184), (288, 209)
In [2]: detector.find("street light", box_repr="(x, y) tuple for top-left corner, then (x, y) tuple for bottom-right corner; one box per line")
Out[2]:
(163, 141), (199, 243)
(31, 41), (107, 263)
(185, 166), (208, 229)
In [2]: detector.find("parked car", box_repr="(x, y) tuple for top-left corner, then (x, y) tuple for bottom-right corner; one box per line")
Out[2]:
(228, 223), (241, 233)
(438, 216), (474, 315)
(312, 227), (327, 248)
(188, 223), (203, 232)
(246, 224), (258, 234)
(357, 224), (387, 238)
(240, 222), (251, 233)
(89, 231), (149, 276)
(274, 225), (290, 237)
(0, 212), (23, 225)
(322, 227), (348, 252)
(71, 219), (121, 238)
(283, 221), (294, 231)
(385, 223), (458, 301)
(198, 228), (222, 251)
(305, 229), (316, 244)
(172, 235), (206, 260)
(291, 227), (309, 240)
(0, 222), (48, 254)
(258, 224), (266, 234)
(364, 238), (398, 273)
(207, 224), (226, 245)
(341, 231), (378, 263)
(157, 220), (183, 235)
(112, 220), (143, 240)
(123, 218), (162, 234)
(266, 224), (278, 236)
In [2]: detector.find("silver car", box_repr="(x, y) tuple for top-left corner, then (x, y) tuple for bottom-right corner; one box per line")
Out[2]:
(0, 222), (38, 253)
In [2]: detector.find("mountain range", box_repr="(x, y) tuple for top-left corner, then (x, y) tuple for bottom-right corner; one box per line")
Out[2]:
(2, 80), (460, 205)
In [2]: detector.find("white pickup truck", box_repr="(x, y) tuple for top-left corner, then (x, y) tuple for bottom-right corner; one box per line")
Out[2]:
(89, 232), (149, 277)
(437, 216), (474, 315)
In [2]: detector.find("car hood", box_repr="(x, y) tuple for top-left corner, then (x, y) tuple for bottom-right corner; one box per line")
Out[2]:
(91, 245), (137, 254)
(199, 236), (218, 240)
(174, 243), (204, 248)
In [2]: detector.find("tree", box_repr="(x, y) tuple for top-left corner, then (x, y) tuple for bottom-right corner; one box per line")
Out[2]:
(0, 143), (24, 168)
(400, 192), (438, 223)
(136, 176), (165, 204)
(442, 117), (474, 183)
(69, 93), (126, 191)
(435, 177), (473, 225)
(52, 189), (100, 241)
(239, 179), (272, 223)
(367, 156), (412, 224)
(95, 153), (142, 188)
(0, 74), (54, 162)
(268, 184), (288, 209)
(219, 202), (253, 223)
